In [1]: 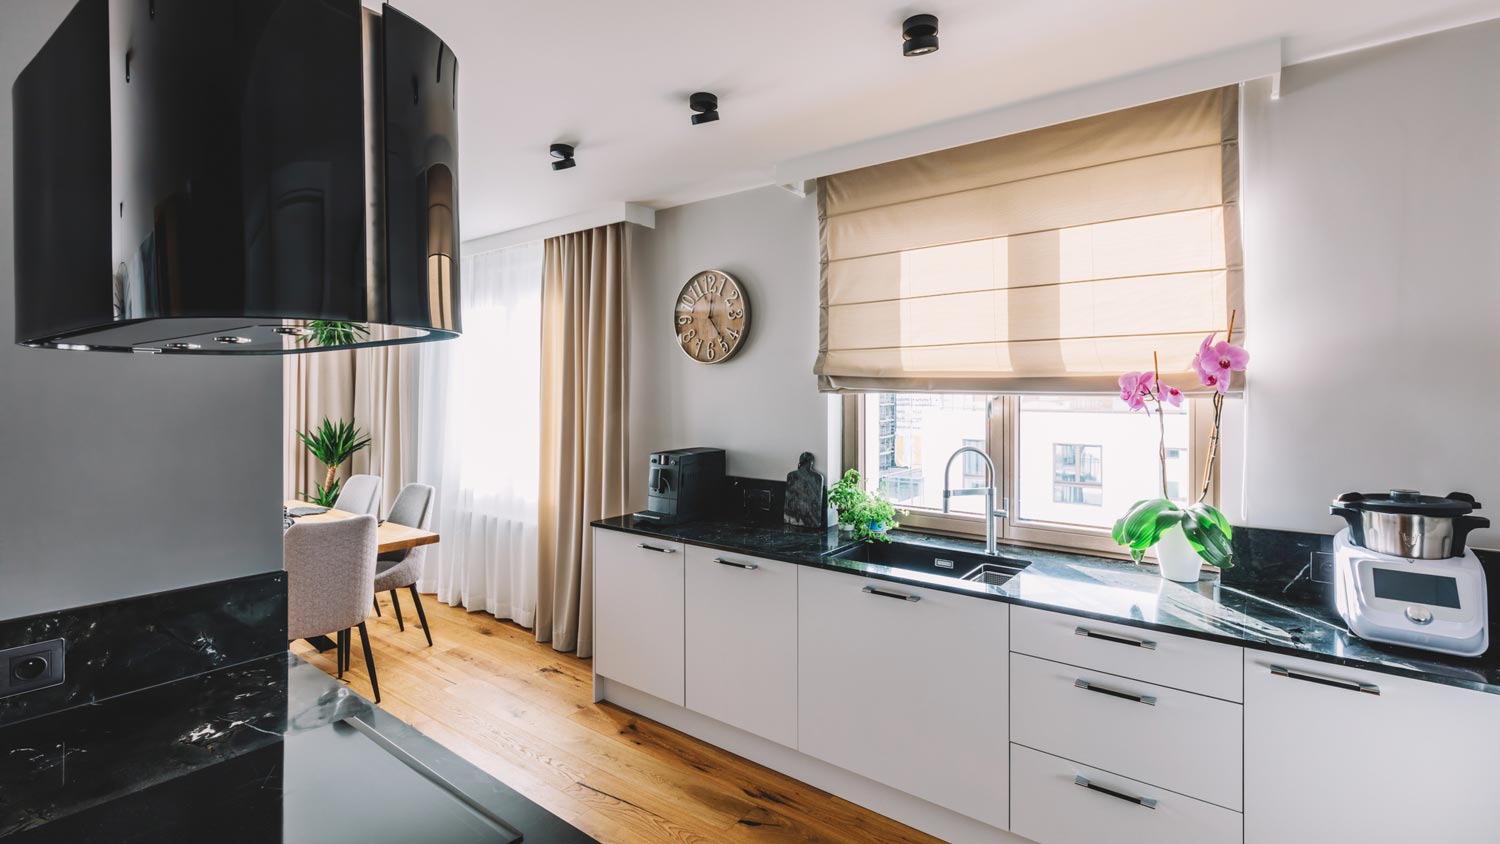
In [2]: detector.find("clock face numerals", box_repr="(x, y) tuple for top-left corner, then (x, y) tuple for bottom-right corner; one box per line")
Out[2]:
(674, 270), (750, 364)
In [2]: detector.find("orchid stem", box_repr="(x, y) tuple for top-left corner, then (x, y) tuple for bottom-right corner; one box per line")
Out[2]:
(1193, 309), (1236, 506)
(1153, 352), (1168, 501)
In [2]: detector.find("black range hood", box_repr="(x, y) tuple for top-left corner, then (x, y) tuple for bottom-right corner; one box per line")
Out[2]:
(12, 0), (460, 354)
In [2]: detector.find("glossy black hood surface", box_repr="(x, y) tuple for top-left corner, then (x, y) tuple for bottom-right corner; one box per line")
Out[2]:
(12, 0), (460, 354)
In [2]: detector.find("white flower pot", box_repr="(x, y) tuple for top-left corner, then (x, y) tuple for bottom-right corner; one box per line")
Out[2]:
(1156, 524), (1204, 583)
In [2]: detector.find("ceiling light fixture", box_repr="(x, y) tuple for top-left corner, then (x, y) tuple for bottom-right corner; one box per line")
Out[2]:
(550, 143), (576, 171)
(902, 14), (939, 57)
(689, 92), (719, 125)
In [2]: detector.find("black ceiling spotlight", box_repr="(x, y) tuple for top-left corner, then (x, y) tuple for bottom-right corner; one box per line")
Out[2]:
(690, 92), (719, 125)
(902, 13), (940, 57)
(550, 143), (576, 171)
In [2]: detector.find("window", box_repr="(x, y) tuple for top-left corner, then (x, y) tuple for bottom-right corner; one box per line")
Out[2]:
(1052, 444), (1103, 507)
(848, 393), (1209, 555)
(863, 394), (989, 515)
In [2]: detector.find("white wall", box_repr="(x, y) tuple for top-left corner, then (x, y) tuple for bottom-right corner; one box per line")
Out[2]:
(628, 187), (832, 511)
(0, 0), (284, 618)
(1226, 19), (1500, 543)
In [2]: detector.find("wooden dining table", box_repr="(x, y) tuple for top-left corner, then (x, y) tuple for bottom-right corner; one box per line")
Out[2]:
(284, 499), (440, 555)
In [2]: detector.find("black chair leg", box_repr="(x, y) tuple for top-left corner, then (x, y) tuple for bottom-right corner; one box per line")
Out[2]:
(336, 629), (346, 678)
(357, 621), (380, 704)
(408, 585), (433, 647)
(373, 596), (382, 617)
(389, 589), (405, 631)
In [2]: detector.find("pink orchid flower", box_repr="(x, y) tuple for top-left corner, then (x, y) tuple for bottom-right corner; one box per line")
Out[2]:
(1192, 332), (1249, 395)
(1118, 371), (1155, 412)
(1159, 382), (1184, 408)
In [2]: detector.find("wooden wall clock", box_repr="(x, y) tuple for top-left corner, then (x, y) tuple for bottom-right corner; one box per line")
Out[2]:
(674, 269), (750, 364)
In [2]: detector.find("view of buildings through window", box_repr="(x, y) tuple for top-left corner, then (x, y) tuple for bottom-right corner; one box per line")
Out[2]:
(864, 393), (1191, 533)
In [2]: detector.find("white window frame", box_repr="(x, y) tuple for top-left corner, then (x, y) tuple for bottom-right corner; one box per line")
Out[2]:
(843, 395), (1218, 559)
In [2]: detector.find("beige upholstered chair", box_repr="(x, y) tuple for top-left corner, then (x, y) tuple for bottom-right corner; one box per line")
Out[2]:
(372, 483), (435, 646)
(284, 515), (382, 702)
(333, 474), (382, 516)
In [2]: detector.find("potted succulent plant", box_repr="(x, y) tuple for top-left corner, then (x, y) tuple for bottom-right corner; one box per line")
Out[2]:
(829, 469), (906, 543)
(295, 417), (372, 507)
(1112, 314), (1247, 581)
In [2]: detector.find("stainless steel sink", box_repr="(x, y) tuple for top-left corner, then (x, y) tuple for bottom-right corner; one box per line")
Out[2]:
(826, 540), (1030, 587)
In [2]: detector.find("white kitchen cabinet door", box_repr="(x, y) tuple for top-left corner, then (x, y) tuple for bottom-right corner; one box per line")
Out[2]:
(798, 567), (1010, 831)
(1245, 652), (1500, 844)
(592, 528), (685, 706)
(684, 546), (799, 747)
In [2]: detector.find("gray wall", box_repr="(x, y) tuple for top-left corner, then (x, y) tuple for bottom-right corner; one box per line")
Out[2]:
(0, 0), (284, 619)
(631, 20), (1500, 544)
(628, 187), (835, 511)
(1222, 19), (1500, 541)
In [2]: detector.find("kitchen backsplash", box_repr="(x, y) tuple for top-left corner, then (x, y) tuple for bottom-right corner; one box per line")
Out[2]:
(0, 572), (287, 727)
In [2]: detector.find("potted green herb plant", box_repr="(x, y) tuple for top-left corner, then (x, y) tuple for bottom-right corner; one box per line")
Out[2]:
(829, 469), (906, 543)
(296, 418), (372, 507)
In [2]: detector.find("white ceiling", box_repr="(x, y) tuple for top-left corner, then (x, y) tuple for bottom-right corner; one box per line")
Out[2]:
(382, 0), (1500, 240)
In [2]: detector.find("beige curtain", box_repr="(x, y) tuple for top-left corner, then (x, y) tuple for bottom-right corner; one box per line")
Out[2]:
(817, 87), (1242, 394)
(351, 328), (419, 513)
(537, 224), (629, 657)
(283, 329), (414, 513)
(283, 351), (354, 501)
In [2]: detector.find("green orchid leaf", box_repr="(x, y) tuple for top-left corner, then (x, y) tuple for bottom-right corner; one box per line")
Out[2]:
(1114, 498), (1178, 551)
(1190, 502), (1233, 540)
(1181, 510), (1234, 569)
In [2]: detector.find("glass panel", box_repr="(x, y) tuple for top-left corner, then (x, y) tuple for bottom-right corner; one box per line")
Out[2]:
(1016, 396), (1189, 529)
(867, 394), (990, 515)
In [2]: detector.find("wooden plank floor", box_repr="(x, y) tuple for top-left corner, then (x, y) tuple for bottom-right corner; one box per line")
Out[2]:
(289, 594), (943, 844)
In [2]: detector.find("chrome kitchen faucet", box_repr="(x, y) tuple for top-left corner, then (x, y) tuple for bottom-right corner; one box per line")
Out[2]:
(942, 447), (1008, 556)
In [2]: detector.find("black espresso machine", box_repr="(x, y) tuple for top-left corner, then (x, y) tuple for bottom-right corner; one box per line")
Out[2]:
(635, 448), (726, 526)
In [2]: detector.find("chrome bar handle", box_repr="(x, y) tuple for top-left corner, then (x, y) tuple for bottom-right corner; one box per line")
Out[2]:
(714, 558), (758, 570)
(1074, 678), (1157, 706)
(637, 543), (677, 554)
(1270, 665), (1380, 695)
(1074, 776), (1158, 809)
(862, 585), (920, 602)
(1075, 626), (1158, 650)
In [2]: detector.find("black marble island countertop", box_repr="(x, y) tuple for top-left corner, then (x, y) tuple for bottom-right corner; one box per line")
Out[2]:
(593, 514), (1500, 695)
(0, 653), (595, 843)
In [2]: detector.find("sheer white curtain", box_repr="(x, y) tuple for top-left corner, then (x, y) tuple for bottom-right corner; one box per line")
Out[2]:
(414, 242), (542, 625)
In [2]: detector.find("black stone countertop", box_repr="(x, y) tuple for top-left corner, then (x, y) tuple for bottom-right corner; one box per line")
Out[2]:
(0, 653), (595, 843)
(593, 514), (1500, 695)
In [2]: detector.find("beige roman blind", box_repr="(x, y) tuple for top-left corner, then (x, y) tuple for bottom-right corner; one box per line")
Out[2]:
(816, 87), (1242, 394)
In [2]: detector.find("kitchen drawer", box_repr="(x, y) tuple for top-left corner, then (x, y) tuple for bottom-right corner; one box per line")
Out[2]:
(1011, 744), (1242, 844)
(1011, 605), (1242, 702)
(1010, 652), (1242, 810)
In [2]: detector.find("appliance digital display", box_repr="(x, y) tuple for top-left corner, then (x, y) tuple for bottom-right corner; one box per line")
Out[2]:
(1372, 568), (1462, 609)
